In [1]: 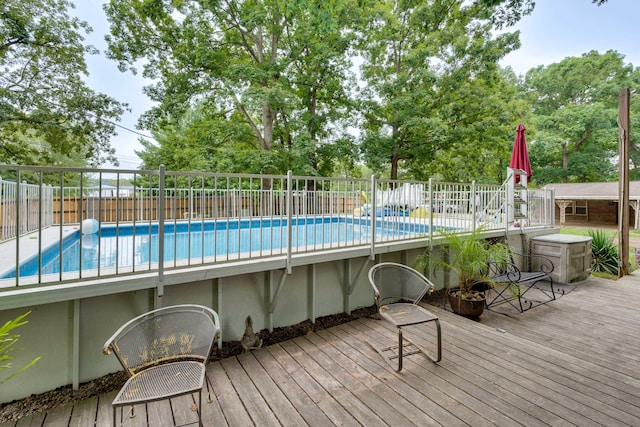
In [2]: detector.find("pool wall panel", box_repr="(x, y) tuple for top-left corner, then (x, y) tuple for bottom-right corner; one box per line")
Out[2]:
(1, 303), (74, 401)
(79, 292), (152, 381)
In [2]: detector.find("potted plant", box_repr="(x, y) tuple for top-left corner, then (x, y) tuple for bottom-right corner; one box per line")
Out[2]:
(415, 227), (509, 317)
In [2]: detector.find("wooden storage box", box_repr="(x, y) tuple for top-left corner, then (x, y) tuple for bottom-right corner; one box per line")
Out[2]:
(530, 234), (592, 284)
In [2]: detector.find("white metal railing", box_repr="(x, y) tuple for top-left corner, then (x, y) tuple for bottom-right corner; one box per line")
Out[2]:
(0, 165), (554, 288)
(0, 176), (54, 241)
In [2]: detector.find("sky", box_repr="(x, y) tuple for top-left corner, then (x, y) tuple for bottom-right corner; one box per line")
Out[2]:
(500, 0), (640, 75)
(72, 0), (640, 170)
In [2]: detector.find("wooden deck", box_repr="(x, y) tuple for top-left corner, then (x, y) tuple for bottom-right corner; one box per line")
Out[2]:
(3, 273), (640, 426)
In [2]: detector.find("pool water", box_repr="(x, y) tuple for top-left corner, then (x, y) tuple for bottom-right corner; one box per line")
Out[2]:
(3, 217), (430, 278)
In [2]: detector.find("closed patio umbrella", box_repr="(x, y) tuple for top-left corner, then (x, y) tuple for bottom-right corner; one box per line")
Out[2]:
(509, 123), (532, 183)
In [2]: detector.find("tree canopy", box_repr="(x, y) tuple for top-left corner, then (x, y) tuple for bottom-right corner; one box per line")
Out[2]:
(522, 50), (635, 184)
(104, 0), (534, 181)
(358, 0), (528, 181)
(105, 0), (363, 177)
(0, 0), (127, 166)
(3, 0), (635, 189)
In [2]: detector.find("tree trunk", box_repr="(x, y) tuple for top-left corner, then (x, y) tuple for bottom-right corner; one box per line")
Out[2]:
(390, 125), (400, 180)
(562, 142), (568, 183)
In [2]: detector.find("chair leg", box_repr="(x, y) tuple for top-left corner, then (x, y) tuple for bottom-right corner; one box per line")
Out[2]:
(433, 319), (442, 363)
(198, 389), (203, 427)
(397, 327), (404, 372)
(368, 320), (441, 371)
(404, 320), (442, 363)
(205, 373), (212, 403)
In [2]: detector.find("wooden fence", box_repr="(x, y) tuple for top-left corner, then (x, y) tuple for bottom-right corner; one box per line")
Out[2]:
(32, 193), (361, 225)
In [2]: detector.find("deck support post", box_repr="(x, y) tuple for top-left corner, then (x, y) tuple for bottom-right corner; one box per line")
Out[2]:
(267, 269), (289, 332)
(72, 299), (80, 390)
(307, 264), (316, 323)
(343, 259), (352, 314)
(215, 278), (222, 348)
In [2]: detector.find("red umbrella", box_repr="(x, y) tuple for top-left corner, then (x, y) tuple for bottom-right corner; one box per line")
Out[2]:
(509, 123), (532, 183)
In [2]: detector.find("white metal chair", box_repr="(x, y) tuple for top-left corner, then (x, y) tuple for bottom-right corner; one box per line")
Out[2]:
(103, 304), (221, 427)
(368, 262), (442, 371)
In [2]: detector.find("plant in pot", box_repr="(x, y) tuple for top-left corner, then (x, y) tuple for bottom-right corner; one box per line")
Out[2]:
(415, 227), (509, 318)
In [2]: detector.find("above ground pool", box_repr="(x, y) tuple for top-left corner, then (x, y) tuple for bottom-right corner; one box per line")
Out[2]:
(2, 216), (432, 279)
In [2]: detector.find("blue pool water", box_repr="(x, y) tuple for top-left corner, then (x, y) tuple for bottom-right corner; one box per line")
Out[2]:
(3, 217), (430, 278)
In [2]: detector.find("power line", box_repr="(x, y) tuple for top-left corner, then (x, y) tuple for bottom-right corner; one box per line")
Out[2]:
(110, 120), (154, 140)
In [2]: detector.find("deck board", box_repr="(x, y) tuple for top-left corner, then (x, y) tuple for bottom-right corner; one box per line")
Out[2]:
(265, 342), (358, 426)
(219, 356), (281, 426)
(252, 343), (333, 426)
(235, 351), (307, 426)
(167, 394), (199, 427)
(323, 325), (464, 427)
(143, 400), (172, 427)
(68, 396), (97, 427)
(14, 412), (45, 427)
(207, 362), (253, 427)
(6, 274), (640, 426)
(349, 318), (523, 427)
(199, 375), (229, 427)
(279, 339), (387, 426)
(93, 391), (116, 427)
(294, 333), (417, 426)
(342, 320), (498, 427)
(305, 329), (441, 426)
(431, 306), (634, 426)
(40, 403), (72, 427)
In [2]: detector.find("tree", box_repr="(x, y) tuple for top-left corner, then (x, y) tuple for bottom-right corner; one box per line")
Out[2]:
(522, 50), (633, 184)
(421, 67), (533, 183)
(358, 0), (531, 181)
(105, 0), (360, 179)
(137, 100), (272, 173)
(0, 0), (126, 166)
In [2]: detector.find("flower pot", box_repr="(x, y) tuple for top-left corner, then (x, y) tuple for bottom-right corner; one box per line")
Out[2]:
(448, 289), (486, 318)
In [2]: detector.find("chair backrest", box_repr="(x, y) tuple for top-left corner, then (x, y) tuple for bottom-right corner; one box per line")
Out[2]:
(368, 262), (434, 307)
(103, 304), (221, 377)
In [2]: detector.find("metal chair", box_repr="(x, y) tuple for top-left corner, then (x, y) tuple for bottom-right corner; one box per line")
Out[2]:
(368, 262), (442, 371)
(486, 251), (559, 313)
(103, 304), (221, 427)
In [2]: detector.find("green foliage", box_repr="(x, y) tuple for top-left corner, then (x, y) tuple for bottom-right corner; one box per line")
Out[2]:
(106, 0), (359, 177)
(358, 0), (530, 181)
(0, 0), (126, 166)
(588, 229), (619, 275)
(1, 312), (40, 384)
(103, 0), (626, 184)
(522, 50), (633, 185)
(415, 227), (510, 295)
(104, 0), (537, 178)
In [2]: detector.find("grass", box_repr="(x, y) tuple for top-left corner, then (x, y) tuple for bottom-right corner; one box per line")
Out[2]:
(559, 226), (638, 276)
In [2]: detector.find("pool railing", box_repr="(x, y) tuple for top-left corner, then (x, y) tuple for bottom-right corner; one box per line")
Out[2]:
(0, 165), (555, 288)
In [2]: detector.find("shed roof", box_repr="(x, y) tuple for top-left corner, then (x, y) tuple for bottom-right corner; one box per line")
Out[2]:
(543, 181), (640, 200)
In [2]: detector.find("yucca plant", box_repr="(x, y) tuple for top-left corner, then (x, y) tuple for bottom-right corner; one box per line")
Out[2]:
(588, 229), (619, 275)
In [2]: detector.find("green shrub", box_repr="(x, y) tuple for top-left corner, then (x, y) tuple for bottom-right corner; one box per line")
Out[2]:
(1, 311), (40, 384)
(588, 229), (619, 275)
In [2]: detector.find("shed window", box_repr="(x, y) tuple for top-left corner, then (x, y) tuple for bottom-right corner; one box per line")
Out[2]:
(572, 201), (587, 216)
(564, 201), (587, 215)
